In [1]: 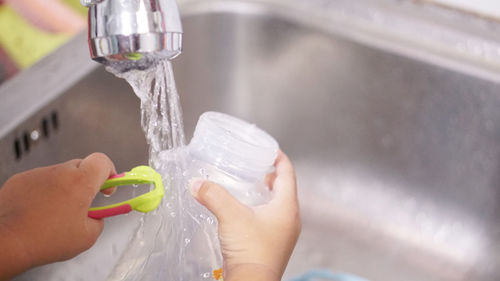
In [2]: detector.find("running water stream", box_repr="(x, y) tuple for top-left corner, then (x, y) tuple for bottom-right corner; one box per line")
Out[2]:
(105, 60), (221, 281)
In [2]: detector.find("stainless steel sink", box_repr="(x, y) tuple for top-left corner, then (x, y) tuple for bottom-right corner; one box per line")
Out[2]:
(2, 0), (500, 280)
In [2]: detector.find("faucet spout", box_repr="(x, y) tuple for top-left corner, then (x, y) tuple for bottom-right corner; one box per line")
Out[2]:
(82, 0), (183, 72)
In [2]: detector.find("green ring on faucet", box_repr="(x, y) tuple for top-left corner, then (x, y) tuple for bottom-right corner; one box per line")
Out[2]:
(125, 52), (144, 61)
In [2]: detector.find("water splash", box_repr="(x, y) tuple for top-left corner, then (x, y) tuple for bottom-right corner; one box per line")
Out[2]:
(105, 61), (221, 281)
(109, 61), (186, 166)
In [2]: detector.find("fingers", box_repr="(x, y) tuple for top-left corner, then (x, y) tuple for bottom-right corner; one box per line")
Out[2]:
(271, 151), (298, 206)
(64, 159), (83, 168)
(79, 153), (117, 195)
(265, 171), (277, 190)
(190, 180), (249, 224)
(101, 187), (116, 196)
(84, 218), (104, 248)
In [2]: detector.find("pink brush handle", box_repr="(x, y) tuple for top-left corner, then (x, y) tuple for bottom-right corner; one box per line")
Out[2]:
(88, 204), (132, 219)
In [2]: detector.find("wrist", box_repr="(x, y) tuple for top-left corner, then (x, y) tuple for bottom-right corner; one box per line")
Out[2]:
(0, 219), (33, 280)
(225, 263), (281, 281)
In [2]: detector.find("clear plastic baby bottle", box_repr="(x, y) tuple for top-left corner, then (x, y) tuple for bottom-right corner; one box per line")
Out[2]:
(166, 111), (280, 280)
(185, 111), (279, 206)
(106, 112), (280, 281)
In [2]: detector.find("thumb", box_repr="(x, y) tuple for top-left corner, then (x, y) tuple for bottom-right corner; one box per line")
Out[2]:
(190, 180), (249, 224)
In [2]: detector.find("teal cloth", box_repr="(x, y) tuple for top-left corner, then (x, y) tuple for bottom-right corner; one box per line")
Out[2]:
(288, 269), (370, 281)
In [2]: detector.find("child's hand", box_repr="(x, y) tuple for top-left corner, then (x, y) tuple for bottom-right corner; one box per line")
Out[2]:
(0, 153), (116, 280)
(190, 151), (301, 281)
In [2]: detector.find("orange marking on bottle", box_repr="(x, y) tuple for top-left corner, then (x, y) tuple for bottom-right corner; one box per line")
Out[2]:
(213, 268), (223, 280)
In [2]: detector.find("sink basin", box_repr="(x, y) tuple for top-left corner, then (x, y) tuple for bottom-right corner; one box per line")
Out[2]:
(2, 0), (500, 280)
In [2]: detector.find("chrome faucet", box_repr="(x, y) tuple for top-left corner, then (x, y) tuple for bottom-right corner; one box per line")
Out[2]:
(81, 0), (183, 72)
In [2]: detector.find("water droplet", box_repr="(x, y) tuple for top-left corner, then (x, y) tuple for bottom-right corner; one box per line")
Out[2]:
(170, 212), (176, 217)
(184, 238), (191, 245)
(202, 272), (211, 278)
(199, 214), (206, 219)
(207, 217), (214, 224)
(132, 184), (139, 188)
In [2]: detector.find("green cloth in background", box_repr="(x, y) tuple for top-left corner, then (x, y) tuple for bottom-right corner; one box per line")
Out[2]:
(0, 5), (70, 69)
(62, 0), (88, 17)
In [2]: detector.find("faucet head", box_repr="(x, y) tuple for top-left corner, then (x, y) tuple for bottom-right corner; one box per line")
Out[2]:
(83, 0), (183, 72)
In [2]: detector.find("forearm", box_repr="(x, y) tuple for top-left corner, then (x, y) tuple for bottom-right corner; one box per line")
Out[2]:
(0, 222), (32, 280)
(225, 264), (281, 281)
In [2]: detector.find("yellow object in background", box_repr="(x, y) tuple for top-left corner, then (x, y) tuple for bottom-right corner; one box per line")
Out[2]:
(62, 0), (88, 17)
(0, 5), (70, 69)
